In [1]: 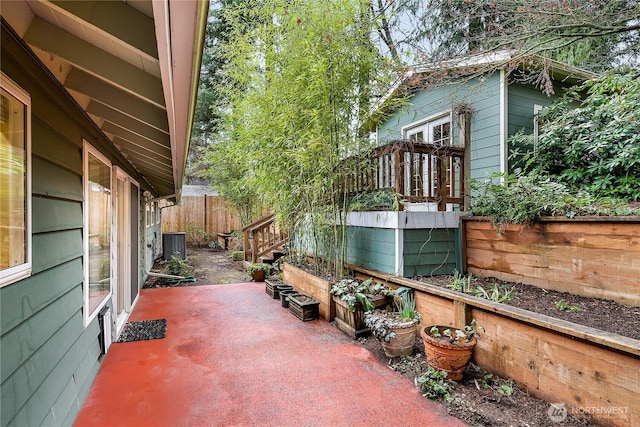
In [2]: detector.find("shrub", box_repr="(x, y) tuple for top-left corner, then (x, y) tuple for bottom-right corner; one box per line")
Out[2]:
(523, 71), (640, 201)
(470, 173), (640, 228)
(165, 253), (192, 277)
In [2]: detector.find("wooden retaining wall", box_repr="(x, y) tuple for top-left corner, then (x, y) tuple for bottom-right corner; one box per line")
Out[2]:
(282, 264), (334, 321)
(161, 195), (242, 243)
(354, 266), (640, 427)
(462, 217), (640, 306)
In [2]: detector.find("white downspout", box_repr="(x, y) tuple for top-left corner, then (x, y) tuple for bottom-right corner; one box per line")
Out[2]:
(141, 193), (186, 279)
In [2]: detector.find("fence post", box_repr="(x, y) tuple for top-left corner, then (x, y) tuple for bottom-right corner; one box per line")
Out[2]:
(204, 194), (208, 236)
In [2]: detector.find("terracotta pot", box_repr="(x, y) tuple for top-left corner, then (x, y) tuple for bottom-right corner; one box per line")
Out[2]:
(420, 325), (477, 381)
(381, 321), (417, 358)
(252, 270), (266, 282)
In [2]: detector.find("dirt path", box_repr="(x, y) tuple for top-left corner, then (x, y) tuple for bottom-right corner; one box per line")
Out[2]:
(143, 245), (249, 288)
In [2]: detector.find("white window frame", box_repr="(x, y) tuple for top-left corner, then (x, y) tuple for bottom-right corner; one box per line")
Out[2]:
(146, 203), (151, 228)
(401, 111), (453, 145)
(0, 73), (32, 288)
(401, 111), (453, 197)
(155, 201), (160, 225)
(83, 142), (113, 326)
(533, 104), (543, 155)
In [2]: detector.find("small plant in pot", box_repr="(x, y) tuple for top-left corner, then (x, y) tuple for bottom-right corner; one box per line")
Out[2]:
(246, 263), (272, 282)
(420, 320), (482, 381)
(364, 291), (421, 357)
(330, 277), (394, 338)
(330, 278), (393, 312)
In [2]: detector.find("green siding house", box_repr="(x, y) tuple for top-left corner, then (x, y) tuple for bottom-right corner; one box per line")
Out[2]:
(346, 52), (593, 278)
(1, 2), (207, 426)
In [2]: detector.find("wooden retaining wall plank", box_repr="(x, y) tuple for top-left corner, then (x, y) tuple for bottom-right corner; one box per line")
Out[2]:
(415, 293), (454, 327)
(464, 218), (640, 306)
(471, 307), (640, 427)
(353, 264), (640, 427)
(282, 264), (333, 321)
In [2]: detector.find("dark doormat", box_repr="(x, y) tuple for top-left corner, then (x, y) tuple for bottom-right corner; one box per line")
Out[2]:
(117, 319), (167, 343)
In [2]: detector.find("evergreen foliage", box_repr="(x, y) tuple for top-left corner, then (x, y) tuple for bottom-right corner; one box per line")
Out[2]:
(526, 71), (640, 201)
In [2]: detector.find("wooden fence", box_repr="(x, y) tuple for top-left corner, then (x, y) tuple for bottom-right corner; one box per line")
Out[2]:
(161, 195), (243, 244)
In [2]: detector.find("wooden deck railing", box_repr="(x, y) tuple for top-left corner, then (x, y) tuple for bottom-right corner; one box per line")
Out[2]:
(242, 214), (288, 262)
(344, 141), (465, 211)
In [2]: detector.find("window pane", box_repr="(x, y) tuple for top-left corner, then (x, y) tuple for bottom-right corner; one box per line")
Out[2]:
(0, 88), (26, 271)
(87, 152), (111, 315)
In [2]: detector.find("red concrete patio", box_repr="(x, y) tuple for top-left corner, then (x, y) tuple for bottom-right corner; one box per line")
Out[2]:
(74, 283), (466, 427)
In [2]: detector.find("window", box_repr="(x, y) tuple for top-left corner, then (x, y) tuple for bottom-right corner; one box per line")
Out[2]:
(1, 73), (31, 287)
(402, 113), (454, 197)
(83, 143), (112, 325)
(154, 201), (160, 225)
(533, 104), (543, 154)
(405, 114), (451, 146)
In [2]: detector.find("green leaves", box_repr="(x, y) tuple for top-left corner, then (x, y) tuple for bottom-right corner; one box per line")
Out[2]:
(527, 71), (640, 201)
(470, 172), (640, 227)
(213, 0), (392, 278)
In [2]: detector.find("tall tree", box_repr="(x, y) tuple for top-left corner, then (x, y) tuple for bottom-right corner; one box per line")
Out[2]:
(368, 0), (640, 72)
(216, 0), (396, 277)
(187, 0), (254, 182)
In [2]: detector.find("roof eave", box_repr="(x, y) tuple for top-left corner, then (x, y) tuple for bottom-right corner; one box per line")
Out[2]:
(152, 0), (208, 202)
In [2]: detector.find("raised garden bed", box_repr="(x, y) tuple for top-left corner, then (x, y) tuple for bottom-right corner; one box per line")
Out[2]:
(421, 274), (640, 340)
(353, 265), (640, 427)
(462, 216), (640, 306)
(282, 263), (334, 320)
(288, 294), (320, 321)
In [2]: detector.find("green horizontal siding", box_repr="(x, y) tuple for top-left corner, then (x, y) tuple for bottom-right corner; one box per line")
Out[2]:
(31, 116), (82, 174)
(32, 230), (83, 275)
(1, 311), (82, 424)
(32, 156), (83, 202)
(1, 23), (107, 427)
(346, 227), (396, 274)
(1, 258), (83, 334)
(4, 318), (100, 427)
(403, 228), (458, 277)
(377, 73), (502, 180)
(0, 286), (82, 385)
(32, 198), (83, 234)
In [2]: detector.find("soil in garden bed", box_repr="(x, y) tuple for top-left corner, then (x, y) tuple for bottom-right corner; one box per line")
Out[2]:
(417, 274), (640, 341)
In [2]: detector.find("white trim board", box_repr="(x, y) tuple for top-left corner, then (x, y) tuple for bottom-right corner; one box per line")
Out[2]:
(344, 211), (465, 229)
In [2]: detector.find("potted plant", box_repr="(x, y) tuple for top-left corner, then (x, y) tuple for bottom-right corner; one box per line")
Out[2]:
(247, 263), (271, 282)
(330, 278), (393, 337)
(420, 320), (482, 381)
(364, 291), (422, 357)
